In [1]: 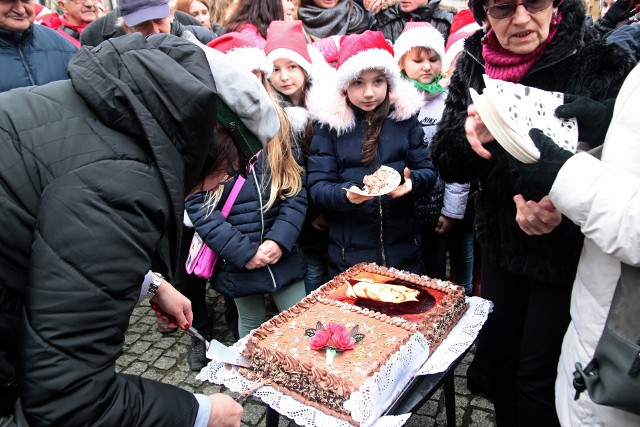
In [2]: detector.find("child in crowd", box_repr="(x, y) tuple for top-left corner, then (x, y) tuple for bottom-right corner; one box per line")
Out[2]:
(297, 0), (371, 39)
(186, 40), (307, 339)
(394, 22), (474, 295)
(265, 20), (330, 293)
(306, 30), (437, 277)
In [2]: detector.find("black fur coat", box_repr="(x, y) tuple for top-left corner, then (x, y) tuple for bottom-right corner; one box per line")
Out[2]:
(431, 0), (636, 285)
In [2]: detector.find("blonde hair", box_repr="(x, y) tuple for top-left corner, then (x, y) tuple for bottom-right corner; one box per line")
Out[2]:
(260, 73), (304, 211)
(201, 72), (303, 216)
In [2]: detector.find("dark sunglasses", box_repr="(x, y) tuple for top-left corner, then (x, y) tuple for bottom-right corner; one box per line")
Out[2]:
(484, 0), (553, 19)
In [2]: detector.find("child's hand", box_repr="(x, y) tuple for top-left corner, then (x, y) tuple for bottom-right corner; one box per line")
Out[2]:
(346, 186), (374, 204)
(245, 249), (271, 269)
(435, 215), (455, 234)
(258, 240), (283, 265)
(389, 168), (413, 198)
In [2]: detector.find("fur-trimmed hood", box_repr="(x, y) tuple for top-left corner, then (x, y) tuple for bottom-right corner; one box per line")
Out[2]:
(306, 70), (423, 134)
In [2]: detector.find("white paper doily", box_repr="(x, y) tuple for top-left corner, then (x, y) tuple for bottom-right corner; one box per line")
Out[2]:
(417, 296), (493, 375)
(196, 296), (492, 427)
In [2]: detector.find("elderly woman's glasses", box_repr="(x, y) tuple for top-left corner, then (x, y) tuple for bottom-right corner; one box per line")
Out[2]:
(484, 0), (553, 19)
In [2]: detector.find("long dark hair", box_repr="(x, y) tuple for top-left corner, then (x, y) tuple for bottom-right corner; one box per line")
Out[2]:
(224, 0), (284, 38)
(350, 88), (391, 166)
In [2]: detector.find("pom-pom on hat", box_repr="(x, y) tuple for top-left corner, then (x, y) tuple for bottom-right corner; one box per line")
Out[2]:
(264, 20), (313, 76)
(207, 32), (273, 76)
(393, 22), (446, 68)
(335, 30), (398, 91)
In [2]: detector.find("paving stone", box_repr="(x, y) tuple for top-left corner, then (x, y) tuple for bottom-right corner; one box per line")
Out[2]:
(153, 356), (177, 370)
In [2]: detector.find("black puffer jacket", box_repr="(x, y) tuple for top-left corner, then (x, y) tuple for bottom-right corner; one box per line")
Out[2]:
(0, 34), (217, 426)
(431, 0), (635, 286)
(371, 1), (453, 43)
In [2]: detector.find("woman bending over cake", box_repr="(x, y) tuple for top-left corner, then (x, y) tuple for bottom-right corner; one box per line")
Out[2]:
(306, 30), (437, 278)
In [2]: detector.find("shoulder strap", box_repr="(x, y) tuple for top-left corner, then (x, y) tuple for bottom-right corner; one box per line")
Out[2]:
(219, 150), (262, 218)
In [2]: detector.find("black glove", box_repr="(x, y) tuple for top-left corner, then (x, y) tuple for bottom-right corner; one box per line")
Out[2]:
(555, 94), (615, 148)
(600, 0), (633, 28)
(511, 129), (574, 198)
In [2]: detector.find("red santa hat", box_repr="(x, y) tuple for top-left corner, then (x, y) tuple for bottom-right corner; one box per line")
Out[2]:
(393, 22), (446, 69)
(335, 30), (398, 91)
(264, 20), (313, 76)
(207, 32), (273, 76)
(444, 9), (482, 70)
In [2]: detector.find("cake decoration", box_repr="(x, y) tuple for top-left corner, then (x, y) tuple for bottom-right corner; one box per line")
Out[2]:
(306, 322), (365, 366)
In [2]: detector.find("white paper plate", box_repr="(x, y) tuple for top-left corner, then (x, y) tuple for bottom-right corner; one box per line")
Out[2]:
(345, 166), (402, 197)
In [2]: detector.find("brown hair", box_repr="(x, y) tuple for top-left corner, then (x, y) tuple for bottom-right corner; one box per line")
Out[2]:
(224, 0), (285, 38)
(210, 0), (236, 27)
(359, 93), (390, 165)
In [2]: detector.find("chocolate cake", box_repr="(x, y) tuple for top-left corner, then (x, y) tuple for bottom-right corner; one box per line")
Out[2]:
(240, 263), (468, 425)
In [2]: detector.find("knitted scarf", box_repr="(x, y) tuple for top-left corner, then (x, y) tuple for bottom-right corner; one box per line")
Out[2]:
(482, 11), (562, 83)
(297, 0), (370, 39)
(401, 71), (446, 94)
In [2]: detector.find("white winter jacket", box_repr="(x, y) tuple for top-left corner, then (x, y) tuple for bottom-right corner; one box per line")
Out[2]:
(552, 63), (640, 427)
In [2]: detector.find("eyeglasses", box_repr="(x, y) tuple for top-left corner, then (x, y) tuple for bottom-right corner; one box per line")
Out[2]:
(484, 0), (553, 19)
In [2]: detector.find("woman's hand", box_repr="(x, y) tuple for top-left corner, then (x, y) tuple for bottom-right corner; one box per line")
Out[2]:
(207, 393), (243, 427)
(258, 240), (283, 265)
(435, 215), (455, 234)
(150, 275), (193, 330)
(363, 0), (386, 13)
(513, 194), (562, 235)
(389, 168), (413, 198)
(465, 103), (495, 160)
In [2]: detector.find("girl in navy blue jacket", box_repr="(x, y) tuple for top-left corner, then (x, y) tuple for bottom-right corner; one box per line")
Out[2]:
(306, 30), (437, 277)
(186, 79), (307, 338)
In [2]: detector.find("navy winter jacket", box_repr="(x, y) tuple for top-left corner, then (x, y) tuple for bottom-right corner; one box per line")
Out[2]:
(307, 112), (437, 277)
(186, 150), (308, 298)
(0, 25), (77, 93)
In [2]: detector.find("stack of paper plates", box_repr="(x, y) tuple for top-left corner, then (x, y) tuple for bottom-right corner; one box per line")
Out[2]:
(470, 75), (578, 164)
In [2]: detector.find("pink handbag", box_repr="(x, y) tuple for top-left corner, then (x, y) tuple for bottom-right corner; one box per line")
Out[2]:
(186, 175), (247, 279)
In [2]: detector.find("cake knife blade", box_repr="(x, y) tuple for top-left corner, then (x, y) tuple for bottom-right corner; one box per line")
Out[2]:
(149, 301), (251, 368)
(182, 326), (251, 367)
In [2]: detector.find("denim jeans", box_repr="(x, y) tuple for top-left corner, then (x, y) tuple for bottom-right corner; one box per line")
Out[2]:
(303, 252), (328, 294)
(422, 226), (474, 296)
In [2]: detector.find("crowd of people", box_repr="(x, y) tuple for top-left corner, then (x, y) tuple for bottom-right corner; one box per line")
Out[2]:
(0, 0), (638, 426)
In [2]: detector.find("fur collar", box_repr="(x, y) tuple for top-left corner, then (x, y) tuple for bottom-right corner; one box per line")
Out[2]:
(307, 73), (423, 134)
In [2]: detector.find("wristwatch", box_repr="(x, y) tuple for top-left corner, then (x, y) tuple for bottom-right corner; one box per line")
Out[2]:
(148, 272), (163, 297)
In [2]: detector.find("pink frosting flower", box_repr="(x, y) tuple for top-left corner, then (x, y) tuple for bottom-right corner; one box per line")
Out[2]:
(325, 322), (347, 335)
(331, 329), (356, 350)
(309, 329), (332, 350)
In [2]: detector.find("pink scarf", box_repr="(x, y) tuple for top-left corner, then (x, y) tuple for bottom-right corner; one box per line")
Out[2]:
(482, 11), (562, 83)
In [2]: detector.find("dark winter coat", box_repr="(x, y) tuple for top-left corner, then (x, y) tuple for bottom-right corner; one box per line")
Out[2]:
(0, 25), (77, 93)
(0, 34), (218, 426)
(371, 0), (453, 43)
(306, 75), (437, 277)
(185, 149), (308, 298)
(79, 8), (215, 47)
(430, 0), (636, 286)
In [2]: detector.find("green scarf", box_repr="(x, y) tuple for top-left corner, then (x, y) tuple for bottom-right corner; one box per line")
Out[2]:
(401, 71), (445, 94)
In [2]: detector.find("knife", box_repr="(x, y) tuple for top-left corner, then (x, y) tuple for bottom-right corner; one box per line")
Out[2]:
(149, 301), (251, 367)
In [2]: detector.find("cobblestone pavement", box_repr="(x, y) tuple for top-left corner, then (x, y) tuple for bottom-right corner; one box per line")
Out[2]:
(119, 290), (496, 427)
